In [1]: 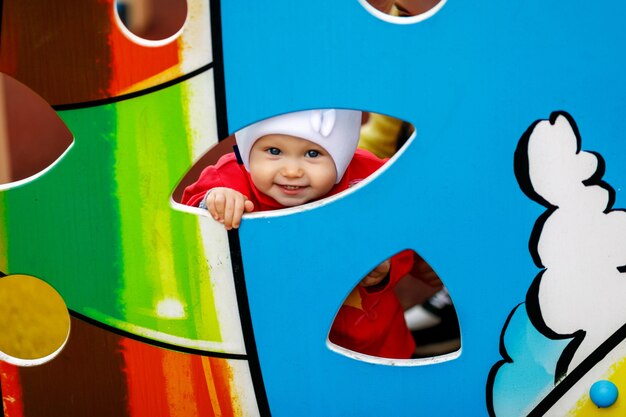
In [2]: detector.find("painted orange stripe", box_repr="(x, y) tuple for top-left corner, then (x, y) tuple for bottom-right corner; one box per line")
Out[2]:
(121, 338), (170, 417)
(201, 357), (223, 417)
(162, 350), (203, 417)
(188, 355), (215, 416)
(108, 4), (181, 96)
(209, 358), (236, 417)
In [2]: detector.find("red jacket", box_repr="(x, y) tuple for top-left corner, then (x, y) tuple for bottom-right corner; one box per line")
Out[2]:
(182, 149), (416, 359)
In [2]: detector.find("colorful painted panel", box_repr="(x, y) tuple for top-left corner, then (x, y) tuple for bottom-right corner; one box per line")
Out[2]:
(0, 69), (244, 354)
(1, 316), (257, 417)
(3, 0), (626, 416)
(0, 0), (212, 106)
(1, 0), (260, 415)
(220, 0), (626, 415)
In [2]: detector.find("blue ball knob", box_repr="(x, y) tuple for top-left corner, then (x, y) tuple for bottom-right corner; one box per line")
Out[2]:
(590, 380), (618, 408)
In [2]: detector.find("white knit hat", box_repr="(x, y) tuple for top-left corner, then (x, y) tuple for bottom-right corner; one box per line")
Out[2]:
(235, 109), (362, 183)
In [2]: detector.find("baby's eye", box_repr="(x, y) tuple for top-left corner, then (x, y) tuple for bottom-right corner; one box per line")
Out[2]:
(267, 147), (281, 155)
(306, 150), (320, 158)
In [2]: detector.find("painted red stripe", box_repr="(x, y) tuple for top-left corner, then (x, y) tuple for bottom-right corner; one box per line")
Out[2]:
(0, 362), (24, 417)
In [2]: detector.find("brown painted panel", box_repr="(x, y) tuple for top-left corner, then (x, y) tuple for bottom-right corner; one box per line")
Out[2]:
(0, 0), (181, 106)
(18, 317), (130, 417)
(4, 316), (242, 417)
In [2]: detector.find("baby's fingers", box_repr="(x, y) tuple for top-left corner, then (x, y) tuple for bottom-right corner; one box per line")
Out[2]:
(222, 194), (237, 229)
(210, 192), (227, 222)
(205, 193), (218, 220)
(230, 196), (247, 229)
(371, 260), (391, 276)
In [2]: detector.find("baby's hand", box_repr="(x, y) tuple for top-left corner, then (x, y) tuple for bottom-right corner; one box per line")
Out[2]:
(205, 187), (254, 230)
(412, 258), (442, 287)
(359, 259), (391, 288)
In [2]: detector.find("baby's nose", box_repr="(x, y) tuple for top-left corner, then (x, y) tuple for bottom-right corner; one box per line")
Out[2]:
(281, 162), (304, 177)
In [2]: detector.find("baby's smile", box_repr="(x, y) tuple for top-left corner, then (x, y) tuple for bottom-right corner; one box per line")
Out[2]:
(276, 183), (308, 194)
(248, 134), (338, 206)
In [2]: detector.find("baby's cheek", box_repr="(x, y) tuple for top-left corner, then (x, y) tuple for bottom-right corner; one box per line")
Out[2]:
(250, 170), (272, 191)
(313, 168), (336, 190)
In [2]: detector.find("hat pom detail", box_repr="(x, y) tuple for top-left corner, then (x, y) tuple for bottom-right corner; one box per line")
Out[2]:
(235, 109), (362, 183)
(310, 109), (337, 137)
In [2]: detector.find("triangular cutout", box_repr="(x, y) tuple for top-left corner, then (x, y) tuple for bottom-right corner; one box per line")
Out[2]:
(328, 250), (461, 364)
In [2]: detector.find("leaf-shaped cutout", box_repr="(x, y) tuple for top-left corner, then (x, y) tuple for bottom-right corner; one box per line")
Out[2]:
(172, 111), (414, 206)
(328, 250), (461, 365)
(0, 274), (70, 366)
(172, 134), (237, 204)
(360, 0), (446, 24)
(0, 73), (73, 189)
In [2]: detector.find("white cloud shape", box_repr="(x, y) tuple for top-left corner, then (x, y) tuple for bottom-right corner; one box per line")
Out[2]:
(524, 112), (626, 373)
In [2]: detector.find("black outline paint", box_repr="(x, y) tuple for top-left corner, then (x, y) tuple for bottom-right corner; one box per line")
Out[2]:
(526, 270), (585, 382)
(0, 272), (246, 359)
(70, 310), (247, 360)
(208, 0), (269, 414)
(513, 117), (557, 269)
(209, 0), (229, 140)
(52, 63), (213, 111)
(487, 111), (626, 416)
(528, 321), (626, 416)
(489, 305), (626, 416)
(486, 303), (523, 417)
(0, 272), (248, 360)
(512, 112), (592, 381)
(227, 230), (272, 416)
(521, 111), (618, 377)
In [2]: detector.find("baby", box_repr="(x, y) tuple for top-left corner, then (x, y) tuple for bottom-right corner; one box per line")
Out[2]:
(182, 109), (416, 359)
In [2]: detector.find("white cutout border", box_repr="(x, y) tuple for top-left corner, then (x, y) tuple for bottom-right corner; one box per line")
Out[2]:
(327, 338), (461, 366)
(242, 128), (417, 221)
(113, 0), (188, 47)
(0, 326), (70, 367)
(0, 141), (75, 192)
(358, 0), (447, 25)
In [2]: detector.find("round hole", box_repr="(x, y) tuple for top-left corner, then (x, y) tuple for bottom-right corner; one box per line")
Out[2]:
(0, 275), (70, 366)
(394, 0), (443, 16)
(115, 0), (187, 41)
(360, 0), (446, 24)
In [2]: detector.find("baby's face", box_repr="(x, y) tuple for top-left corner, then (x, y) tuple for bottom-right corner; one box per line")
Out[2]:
(248, 134), (337, 207)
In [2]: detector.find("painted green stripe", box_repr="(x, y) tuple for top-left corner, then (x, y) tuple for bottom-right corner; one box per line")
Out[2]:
(114, 80), (221, 343)
(2, 79), (223, 349)
(0, 192), (7, 273)
(4, 104), (122, 316)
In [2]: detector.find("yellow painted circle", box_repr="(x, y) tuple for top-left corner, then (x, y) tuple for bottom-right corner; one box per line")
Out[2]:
(0, 274), (70, 365)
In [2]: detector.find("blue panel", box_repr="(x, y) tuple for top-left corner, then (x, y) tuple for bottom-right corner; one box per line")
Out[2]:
(221, 1), (626, 415)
